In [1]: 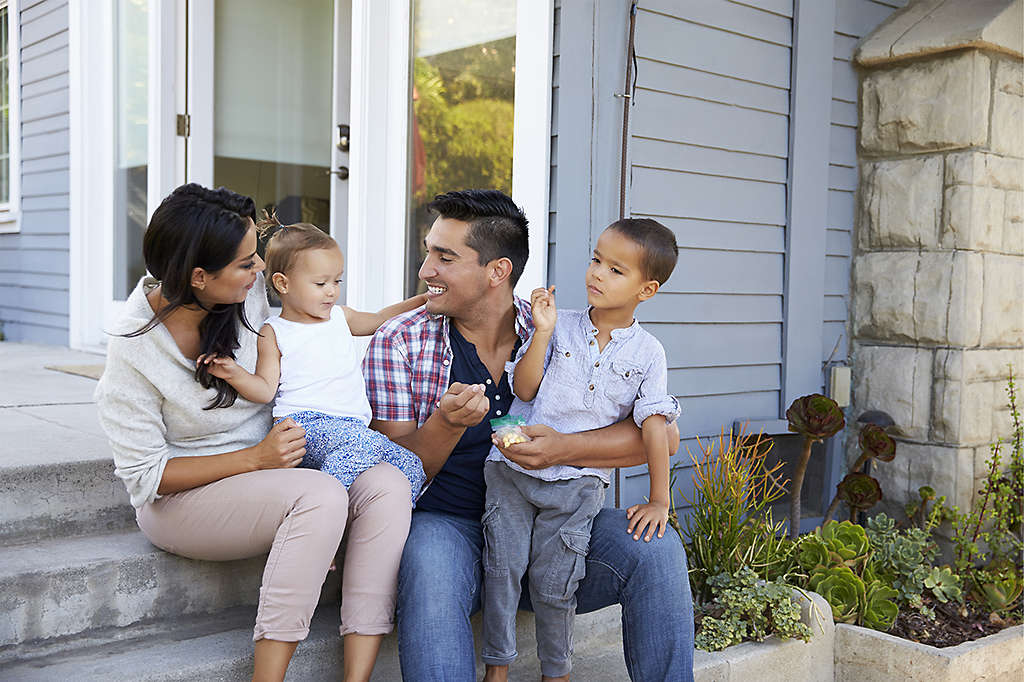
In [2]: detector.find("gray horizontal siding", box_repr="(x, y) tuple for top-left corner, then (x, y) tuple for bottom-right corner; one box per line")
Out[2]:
(547, 1), (559, 285)
(823, 0), (907, 368)
(624, 0), (793, 507)
(0, 0), (71, 344)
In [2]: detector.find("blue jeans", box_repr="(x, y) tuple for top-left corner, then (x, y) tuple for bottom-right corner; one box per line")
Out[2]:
(396, 509), (695, 681)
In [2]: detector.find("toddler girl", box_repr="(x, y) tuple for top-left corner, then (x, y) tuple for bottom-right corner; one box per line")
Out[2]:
(198, 215), (427, 678)
(199, 214), (428, 501)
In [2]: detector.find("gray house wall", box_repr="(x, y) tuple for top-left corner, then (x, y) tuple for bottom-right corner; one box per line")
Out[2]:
(0, 0), (70, 345)
(549, 0), (910, 508)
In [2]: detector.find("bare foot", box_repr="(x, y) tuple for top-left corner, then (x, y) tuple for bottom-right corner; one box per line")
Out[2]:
(483, 664), (509, 682)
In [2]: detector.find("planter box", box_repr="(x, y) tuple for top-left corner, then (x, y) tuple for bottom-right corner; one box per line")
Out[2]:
(835, 622), (1024, 682)
(695, 590), (835, 682)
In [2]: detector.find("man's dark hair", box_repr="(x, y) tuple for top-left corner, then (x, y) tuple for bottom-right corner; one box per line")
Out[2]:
(607, 218), (679, 285)
(427, 190), (529, 287)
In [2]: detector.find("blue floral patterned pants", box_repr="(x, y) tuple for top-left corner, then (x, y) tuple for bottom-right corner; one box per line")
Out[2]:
(282, 411), (426, 506)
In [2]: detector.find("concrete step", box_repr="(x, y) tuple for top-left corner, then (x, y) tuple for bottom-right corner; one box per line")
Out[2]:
(0, 403), (134, 542)
(0, 528), (340, 649)
(1, 603), (627, 681)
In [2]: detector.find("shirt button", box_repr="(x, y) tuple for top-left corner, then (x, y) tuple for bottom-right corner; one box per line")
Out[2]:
(495, 396), (501, 401)
(594, 361), (600, 367)
(588, 384), (595, 391)
(496, 410), (502, 416)
(443, 359), (450, 366)
(589, 340), (594, 346)
(564, 351), (571, 357)
(435, 401), (440, 407)
(485, 379), (492, 384)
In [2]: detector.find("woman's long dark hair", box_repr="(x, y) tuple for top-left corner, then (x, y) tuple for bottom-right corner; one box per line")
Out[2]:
(126, 183), (260, 409)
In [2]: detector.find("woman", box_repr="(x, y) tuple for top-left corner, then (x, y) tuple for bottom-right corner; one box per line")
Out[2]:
(95, 184), (413, 681)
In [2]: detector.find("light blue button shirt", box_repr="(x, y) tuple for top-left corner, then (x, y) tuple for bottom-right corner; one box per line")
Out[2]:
(487, 308), (680, 484)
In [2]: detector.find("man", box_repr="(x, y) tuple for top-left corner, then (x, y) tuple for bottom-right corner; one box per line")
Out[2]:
(365, 189), (695, 681)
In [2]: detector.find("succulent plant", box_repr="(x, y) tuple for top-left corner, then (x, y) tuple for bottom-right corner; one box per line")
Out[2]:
(786, 393), (846, 537)
(866, 513), (941, 618)
(972, 559), (1023, 614)
(809, 565), (864, 624)
(923, 566), (962, 604)
(786, 394), (847, 440)
(858, 423), (896, 462)
(862, 580), (899, 631)
(819, 520), (870, 566)
(836, 473), (883, 518)
(797, 535), (830, 572)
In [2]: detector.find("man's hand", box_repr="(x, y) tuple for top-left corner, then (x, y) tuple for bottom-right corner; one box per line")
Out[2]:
(530, 286), (557, 334)
(625, 500), (669, 542)
(197, 353), (241, 381)
(438, 382), (490, 429)
(491, 423), (567, 470)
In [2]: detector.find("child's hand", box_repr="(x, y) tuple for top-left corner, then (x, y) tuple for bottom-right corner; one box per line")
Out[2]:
(197, 353), (241, 381)
(625, 500), (669, 542)
(530, 286), (557, 333)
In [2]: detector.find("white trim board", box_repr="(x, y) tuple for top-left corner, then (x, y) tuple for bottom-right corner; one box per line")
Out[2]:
(0, 0), (21, 235)
(346, 0), (553, 312)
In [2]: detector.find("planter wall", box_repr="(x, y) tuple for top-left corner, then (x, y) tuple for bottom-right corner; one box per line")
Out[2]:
(695, 591), (835, 682)
(835, 623), (1024, 682)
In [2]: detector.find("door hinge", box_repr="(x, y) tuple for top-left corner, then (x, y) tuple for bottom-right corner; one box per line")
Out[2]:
(176, 113), (191, 137)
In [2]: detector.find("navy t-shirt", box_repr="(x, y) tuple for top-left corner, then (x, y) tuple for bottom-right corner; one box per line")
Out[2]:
(415, 324), (520, 519)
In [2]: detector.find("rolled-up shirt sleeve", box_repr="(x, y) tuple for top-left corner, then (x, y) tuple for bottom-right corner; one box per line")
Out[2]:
(94, 339), (171, 508)
(632, 344), (680, 428)
(363, 327), (415, 422)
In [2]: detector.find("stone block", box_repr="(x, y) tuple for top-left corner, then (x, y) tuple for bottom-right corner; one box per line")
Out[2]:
(1005, 191), (1024, 254)
(853, 252), (919, 343)
(941, 184), (1005, 251)
(861, 52), (990, 154)
(851, 344), (932, 440)
(944, 152), (1024, 190)
(945, 250), (984, 347)
(899, 441), (975, 513)
(932, 379), (996, 446)
(980, 254), (1024, 346)
(992, 58), (1024, 158)
(934, 347), (1024, 383)
(860, 157), (942, 249)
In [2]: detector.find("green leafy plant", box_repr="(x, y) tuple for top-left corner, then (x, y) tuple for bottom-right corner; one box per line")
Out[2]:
(694, 567), (812, 652)
(671, 426), (795, 602)
(865, 512), (947, 618)
(798, 520), (899, 631)
(970, 558), (1023, 615)
(836, 473), (883, 521)
(923, 566), (962, 604)
(786, 394), (846, 538)
(823, 424), (897, 524)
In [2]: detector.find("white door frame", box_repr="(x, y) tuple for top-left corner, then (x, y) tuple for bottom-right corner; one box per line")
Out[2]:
(69, 0), (551, 349)
(346, 0), (553, 313)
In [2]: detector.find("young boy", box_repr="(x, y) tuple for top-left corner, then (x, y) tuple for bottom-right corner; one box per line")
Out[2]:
(481, 218), (681, 681)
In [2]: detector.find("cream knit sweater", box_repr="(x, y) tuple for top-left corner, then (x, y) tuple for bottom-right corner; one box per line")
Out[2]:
(95, 275), (272, 508)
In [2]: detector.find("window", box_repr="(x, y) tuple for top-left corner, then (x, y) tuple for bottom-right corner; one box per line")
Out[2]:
(0, 0), (20, 233)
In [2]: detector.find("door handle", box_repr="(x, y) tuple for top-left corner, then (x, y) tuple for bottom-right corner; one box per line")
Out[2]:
(337, 124), (350, 153)
(324, 166), (349, 180)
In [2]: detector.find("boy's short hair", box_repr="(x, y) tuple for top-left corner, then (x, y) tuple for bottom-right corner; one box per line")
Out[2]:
(606, 218), (678, 285)
(264, 223), (338, 288)
(427, 189), (529, 287)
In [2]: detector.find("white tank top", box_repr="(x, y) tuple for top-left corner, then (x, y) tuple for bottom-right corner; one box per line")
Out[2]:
(266, 306), (373, 424)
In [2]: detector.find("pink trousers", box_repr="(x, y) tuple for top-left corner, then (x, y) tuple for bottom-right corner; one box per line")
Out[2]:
(136, 463), (412, 641)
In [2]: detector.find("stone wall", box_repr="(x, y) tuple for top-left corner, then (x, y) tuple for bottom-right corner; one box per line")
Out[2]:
(851, 35), (1023, 519)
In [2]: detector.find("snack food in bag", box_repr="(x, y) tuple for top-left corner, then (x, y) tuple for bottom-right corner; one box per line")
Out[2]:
(490, 415), (531, 448)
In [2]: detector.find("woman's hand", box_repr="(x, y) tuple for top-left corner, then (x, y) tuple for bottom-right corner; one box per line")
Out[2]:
(251, 418), (307, 470)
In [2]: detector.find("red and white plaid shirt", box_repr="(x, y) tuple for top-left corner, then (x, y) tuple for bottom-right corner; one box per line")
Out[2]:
(363, 298), (534, 425)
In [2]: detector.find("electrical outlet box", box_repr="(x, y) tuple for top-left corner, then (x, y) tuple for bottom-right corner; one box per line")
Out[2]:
(830, 365), (851, 407)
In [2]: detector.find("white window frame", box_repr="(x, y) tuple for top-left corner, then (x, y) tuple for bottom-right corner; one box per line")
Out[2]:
(346, 0), (553, 312)
(0, 0), (22, 234)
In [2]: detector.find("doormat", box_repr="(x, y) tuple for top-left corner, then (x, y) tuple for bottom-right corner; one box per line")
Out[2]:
(45, 364), (105, 380)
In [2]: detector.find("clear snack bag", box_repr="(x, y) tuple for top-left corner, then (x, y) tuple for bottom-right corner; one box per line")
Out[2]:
(490, 415), (531, 448)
